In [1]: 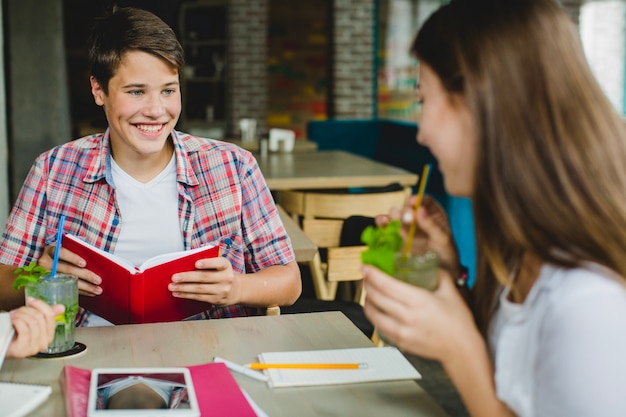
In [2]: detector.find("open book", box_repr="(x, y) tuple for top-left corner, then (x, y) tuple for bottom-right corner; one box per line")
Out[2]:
(257, 346), (422, 388)
(0, 313), (52, 417)
(61, 234), (220, 325)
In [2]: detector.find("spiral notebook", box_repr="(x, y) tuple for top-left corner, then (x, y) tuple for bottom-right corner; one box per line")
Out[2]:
(0, 312), (52, 417)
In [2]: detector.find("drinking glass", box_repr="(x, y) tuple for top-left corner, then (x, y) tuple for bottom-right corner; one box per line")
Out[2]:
(377, 251), (439, 346)
(393, 251), (439, 291)
(24, 274), (78, 354)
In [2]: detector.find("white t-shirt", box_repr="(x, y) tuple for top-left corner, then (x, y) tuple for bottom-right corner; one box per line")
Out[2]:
(111, 155), (183, 265)
(489, 263), (626, 417)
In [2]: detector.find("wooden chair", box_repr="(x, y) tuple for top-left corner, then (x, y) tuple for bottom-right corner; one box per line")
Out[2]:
(262, 306), (281, 316)
(278, 186), (410, 302)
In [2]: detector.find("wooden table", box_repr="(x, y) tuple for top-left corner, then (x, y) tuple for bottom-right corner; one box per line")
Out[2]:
(256, 150), (418, 191)
(223, 138), (318, 153)
(0, 312), (448, 417)
(277, 204), (317, 262)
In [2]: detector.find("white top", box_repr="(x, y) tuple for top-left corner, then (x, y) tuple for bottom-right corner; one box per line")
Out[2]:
(489, 263), (626, 417)
(111, 155), (183, 266)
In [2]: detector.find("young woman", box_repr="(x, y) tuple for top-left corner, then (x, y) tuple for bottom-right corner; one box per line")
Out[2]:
(362, 1), (626, 416)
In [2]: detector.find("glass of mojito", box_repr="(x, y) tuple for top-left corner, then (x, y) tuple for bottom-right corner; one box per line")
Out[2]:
(24, 274), (78, 354)
(376, 251), (440, 346)
(393, 250), (440, 291)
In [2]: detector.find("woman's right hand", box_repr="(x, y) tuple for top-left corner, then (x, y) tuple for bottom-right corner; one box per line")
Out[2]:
(377, 195), (462, 277)
(7, 298), (65, 358)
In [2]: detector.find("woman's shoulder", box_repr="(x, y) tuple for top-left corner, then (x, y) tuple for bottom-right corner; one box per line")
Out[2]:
(540, 263), (625, 298)
(536, 263), (626, 321)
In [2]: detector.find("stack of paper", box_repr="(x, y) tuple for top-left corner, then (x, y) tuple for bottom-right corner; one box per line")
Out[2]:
(258, 346), (421, 388)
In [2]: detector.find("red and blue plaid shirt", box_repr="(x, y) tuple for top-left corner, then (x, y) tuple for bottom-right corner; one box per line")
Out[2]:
(0, 130), (295, 325)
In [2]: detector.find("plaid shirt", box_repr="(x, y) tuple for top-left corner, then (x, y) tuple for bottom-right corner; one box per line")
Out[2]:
(0, 130), (295, 325)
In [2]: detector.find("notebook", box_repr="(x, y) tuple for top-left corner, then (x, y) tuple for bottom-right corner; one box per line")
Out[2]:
(257, 346), (422, 388)
(0, 312), (52, 417)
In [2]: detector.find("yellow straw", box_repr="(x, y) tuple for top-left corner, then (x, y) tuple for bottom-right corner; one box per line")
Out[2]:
(402, 164), (432, 258)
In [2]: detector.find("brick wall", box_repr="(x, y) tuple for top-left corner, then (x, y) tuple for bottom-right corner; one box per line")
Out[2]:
(228, 0), (269, 136)
(333, 0), (376, 119)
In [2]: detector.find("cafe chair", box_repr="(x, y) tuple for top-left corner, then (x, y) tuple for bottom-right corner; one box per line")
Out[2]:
(262, 306), (281, 316)
(278, 185), (410, 301)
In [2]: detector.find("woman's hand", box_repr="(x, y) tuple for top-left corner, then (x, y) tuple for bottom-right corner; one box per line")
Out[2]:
(362, 265), (477, 361)
(7, 298), (65, 358)
(377, 195), (462, 277)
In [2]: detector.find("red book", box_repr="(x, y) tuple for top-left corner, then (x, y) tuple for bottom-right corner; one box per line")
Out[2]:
(60, 363), (258, 417)
(61, 234), (220, 325)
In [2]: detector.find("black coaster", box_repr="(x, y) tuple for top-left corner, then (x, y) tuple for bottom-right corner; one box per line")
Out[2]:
(32, 341), (87, 359)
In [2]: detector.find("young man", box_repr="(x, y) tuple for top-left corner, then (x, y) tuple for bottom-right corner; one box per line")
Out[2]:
(0, 7), (301, 326)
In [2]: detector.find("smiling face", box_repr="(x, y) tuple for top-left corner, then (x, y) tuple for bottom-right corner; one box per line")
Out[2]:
(416, 63), (477, 197)
(91, 50), (181, 162)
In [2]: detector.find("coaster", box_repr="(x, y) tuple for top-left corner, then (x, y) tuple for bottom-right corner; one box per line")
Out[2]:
(32, 341), (87, 359)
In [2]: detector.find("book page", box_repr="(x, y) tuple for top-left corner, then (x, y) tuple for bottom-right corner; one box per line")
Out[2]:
(64, 234), (135, 272)
(258, 347), (421, 388)
(139, 243), (219, 271)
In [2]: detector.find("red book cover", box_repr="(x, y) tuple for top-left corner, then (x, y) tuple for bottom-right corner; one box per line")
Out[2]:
(60, 363), (257, 417)
(61, 234), (220, 325)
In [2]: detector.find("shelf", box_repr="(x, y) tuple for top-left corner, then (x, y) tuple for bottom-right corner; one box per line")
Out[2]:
(178, 1), (228, 135)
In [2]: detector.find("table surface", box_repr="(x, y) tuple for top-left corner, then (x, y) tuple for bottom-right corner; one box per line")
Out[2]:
(277, 204), (317, 262)
(0, 312), (448, 417)
(256, 150), (419, 191)
(223, 138), (318, 152)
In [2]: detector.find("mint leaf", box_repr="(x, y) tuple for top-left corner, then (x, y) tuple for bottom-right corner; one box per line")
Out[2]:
(360, 220), (404, 275)
(13, 262), (49, 291)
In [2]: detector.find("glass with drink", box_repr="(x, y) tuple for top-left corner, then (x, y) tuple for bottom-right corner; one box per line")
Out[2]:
(393, 250), (440, 291)
(24, 274), (78, 354)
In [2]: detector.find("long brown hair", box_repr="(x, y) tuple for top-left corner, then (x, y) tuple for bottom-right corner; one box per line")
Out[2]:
(413, 0), (626, 334)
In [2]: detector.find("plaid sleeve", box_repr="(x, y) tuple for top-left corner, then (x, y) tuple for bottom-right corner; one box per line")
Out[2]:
(238, 153), (295, 271)
(0, 155), (50, 266)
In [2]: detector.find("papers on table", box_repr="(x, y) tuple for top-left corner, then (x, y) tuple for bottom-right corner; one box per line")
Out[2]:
(257, 346), (421, 388)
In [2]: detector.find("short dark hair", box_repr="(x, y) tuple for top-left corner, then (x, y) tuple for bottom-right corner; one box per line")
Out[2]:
(88, 6), (184, 94)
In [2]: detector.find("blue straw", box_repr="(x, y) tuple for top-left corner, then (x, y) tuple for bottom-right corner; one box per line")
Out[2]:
(51, 215), (66, 277)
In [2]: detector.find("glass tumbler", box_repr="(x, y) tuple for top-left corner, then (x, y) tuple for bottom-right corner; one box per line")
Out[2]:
(24, 274), (78, 354)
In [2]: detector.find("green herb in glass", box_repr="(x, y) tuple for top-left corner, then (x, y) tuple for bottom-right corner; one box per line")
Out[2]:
(360, 219), (404, 275)
(13, 262), (49, 291)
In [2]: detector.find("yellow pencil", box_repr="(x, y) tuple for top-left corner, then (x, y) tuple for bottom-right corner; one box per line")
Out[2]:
(248, 363), (367, 370)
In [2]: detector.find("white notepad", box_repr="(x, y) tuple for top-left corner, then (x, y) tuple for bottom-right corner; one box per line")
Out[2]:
(258, 346), (421, 388)
(0, 382), (52, 417)
(0, 313), (53, 417)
